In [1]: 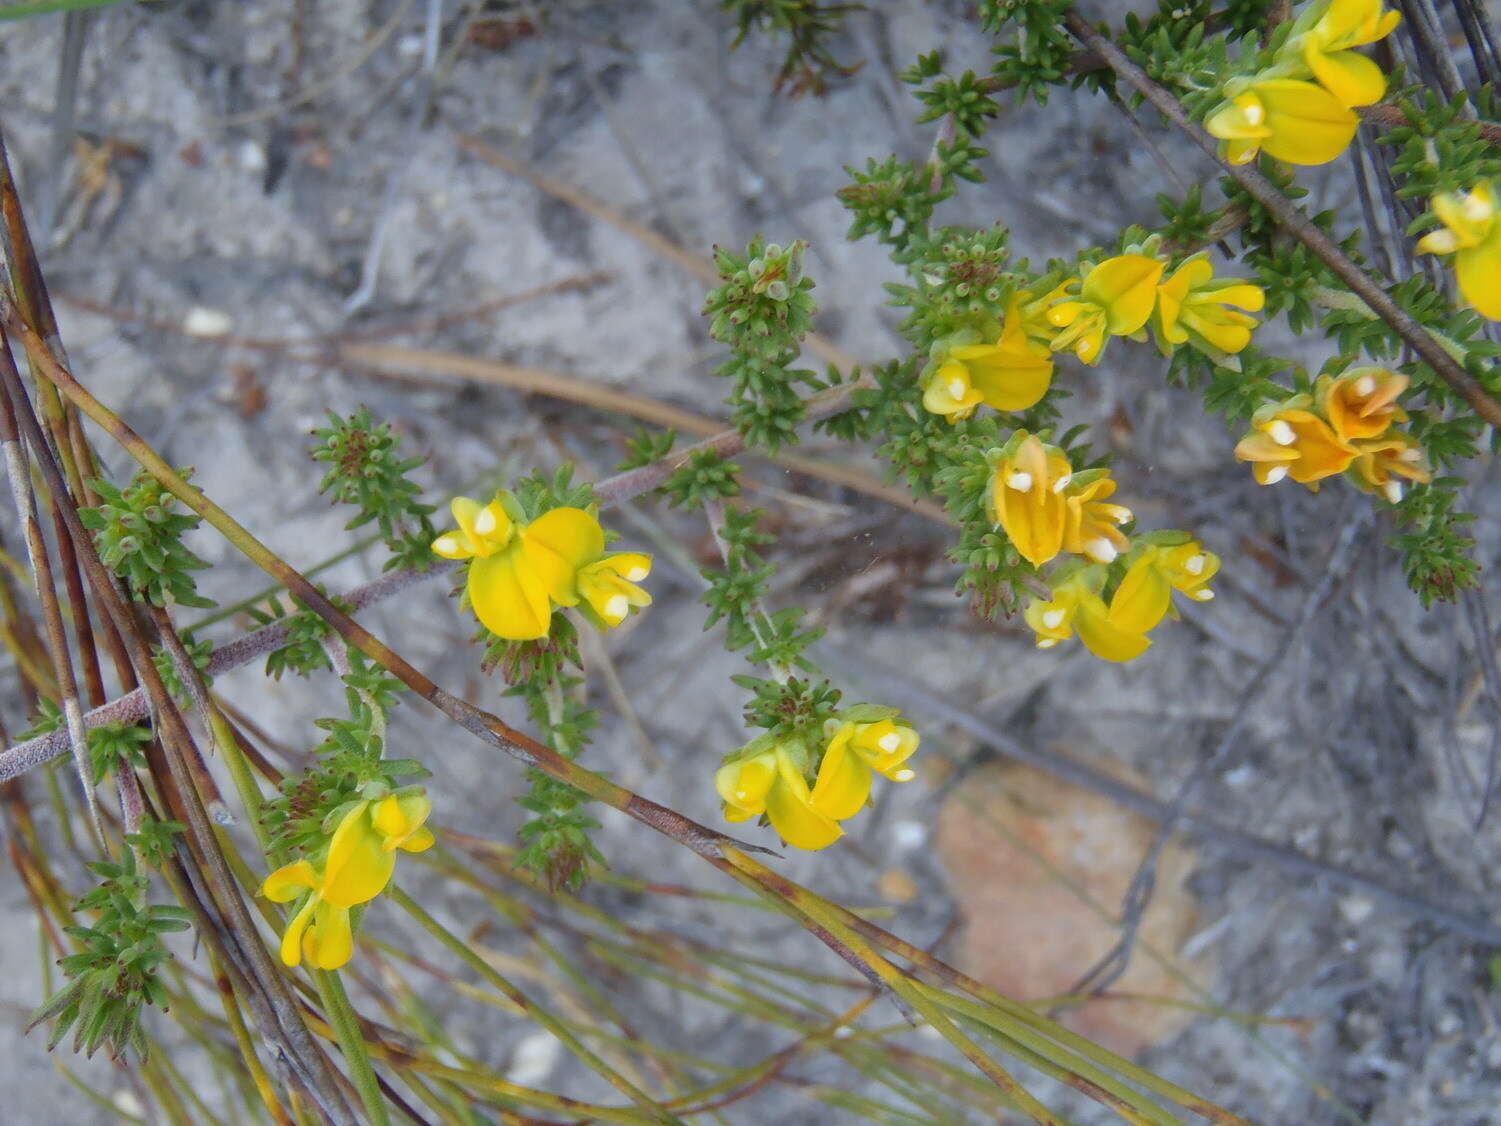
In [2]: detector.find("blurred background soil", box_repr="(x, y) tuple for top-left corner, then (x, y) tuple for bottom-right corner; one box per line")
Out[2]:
(2, 2), (1500, 1122)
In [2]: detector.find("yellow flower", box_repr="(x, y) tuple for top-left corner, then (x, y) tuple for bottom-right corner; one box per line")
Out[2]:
(1023, 571), (1151, 663)
(433, 495), (605, 640)
(1153, 258), (1265, 355)
(1062, 474), (1133, 564)
(808, 718), (919, 821)
(1205, 79), (1358, 166)
(1295, 0), (1400, 107)
(1349, 431), (1433, 503)
(1416, 183), (1501, 320)
(1047, 255), (1166, 364)
(1234, 409), (1356, 485)
(920, 303), (1056, 422)
(262, 795), (434, 970)
(990, 433), (1072, 568)
(716, 745), (842, 851)
(575, 552), (653, 628)
(1108, 541), (1221, 635)
(1319, 367), (1409, 443)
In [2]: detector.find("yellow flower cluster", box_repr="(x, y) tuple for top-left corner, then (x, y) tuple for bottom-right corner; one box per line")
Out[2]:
(1023, 541), (1220, 662)
(716, 713), (919, 850)
(921, 253), (1263, 423)
(262, 792), (433, 970)
(1233, 368), (1432, 501)
(1417, 182), (1501, 321)
(1206, 0), (1400, 166)
(432, 494), (652, 640)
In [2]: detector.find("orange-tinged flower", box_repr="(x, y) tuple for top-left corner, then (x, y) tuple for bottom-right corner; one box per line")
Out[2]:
(1296, 0), (1401, 107)
(1320, 367), (1409, 442)
(1062, 475), (1133, 564)
(1047, 255), (1166, 364)
(1234, 409), (1356, 485)
(1349, 432), (1433, 503)
(808, 718), (919, 821)
(262, 794), (434, 970)
(1205, 79), (1358, 166)
(716, 745), (842, 851)
(990, 433), (1072, 568)
(1416, 183), (1501, 320)
(1023, 571), (1151, 663)
(1153, 258), (1264, 356)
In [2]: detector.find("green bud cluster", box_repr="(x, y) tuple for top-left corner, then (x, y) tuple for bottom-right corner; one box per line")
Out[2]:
(312, 407), (436, 572)
(80, 468), (214, 609)
(720, 0), (861, 96)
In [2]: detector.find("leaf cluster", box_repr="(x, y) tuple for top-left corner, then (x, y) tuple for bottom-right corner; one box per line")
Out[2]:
(662, 448), (742, 510)
(28, 847), (190, 1061)
(735, 674), (842, 738)
(702, 505), (822, 672)
(19, 703), (154, 784)
(80, 468), (213, 609)
(720, 0), (863, 96)
(249, 592), (351, 680)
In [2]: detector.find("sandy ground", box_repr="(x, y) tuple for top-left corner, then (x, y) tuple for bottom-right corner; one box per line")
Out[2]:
(2, 2), (1500, 1123)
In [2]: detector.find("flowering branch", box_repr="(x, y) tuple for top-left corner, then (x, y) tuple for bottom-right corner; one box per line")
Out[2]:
(1062, 10), (1501, 430)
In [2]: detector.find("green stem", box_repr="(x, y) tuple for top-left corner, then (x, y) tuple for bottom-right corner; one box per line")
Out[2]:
(315, 968), (391, 1126)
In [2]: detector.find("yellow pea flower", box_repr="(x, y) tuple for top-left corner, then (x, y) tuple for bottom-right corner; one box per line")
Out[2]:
(990, 433), (1072, 568)
(1047, 255), (1166, 364)
(262, 794), (434, 970)
(716, 744), (842, 851)
(1234, 408), (1356, 485)
(1294, 0), (1400, 107)
(1109, 541), (1221, 636)
(808, 718), (919, 821)
(575, 552), (653, 628)
(1416, 183), (1501, 320)
(1061, 474), (1133, 564)
(1153, 257), (1265, 356)
(1319, 367), (1409, 443)
(1349, 431), (1433, 503)
(920, 303), (1056, 422)
(1205, 79), (1358, 166)
(433, 495), (605, 640)
(1023, 570), (1151, 663)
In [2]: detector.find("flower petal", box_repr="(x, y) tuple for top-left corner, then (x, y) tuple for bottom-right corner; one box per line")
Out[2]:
(468, 549), (552, 640)
(522, 508), (606, 606)
(1108, 555), (1173, 635)
(1456, 241), (1501, 320)
(766, 759), (843, 851)
(716, 752), (776, 817)
(279, 896), (316, 968)
(263, 859), (319, 903)
(809, 725), (873, 820)
(1075, 603), (1152, 663)
(321, 802), (397, 907)
(1256, 80), (1358, 165)
(1306, 46), (1386, 107)
(304, 902), (354, 971)
(1084, 255), (1166, 334)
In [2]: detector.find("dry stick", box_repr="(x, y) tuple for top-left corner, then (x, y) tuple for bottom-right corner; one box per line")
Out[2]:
(0, 376), (867, 782)
(1063, 12), (1501, 430)
(0, 336), (102, 845)
(0, 335), (359, 1126)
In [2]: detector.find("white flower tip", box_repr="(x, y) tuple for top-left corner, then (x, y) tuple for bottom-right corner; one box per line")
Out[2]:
(1185, 553), (1206, 576)
(1193, 589), (1215, 601)
(605, 594), (630, 621)
(1244, 103), (1264, 126)
(433, 535), (461, 555)
(1042, 609), (1066, 630)
(1462, 192), (1493, 223)
(1007, 471), (1034, 493)
(948, 378), (968, 400)
(1398, 448), (1423, 462)
(1383, 480), (1403, 504)
(1265, 465), (1290, 485)
(892, 768), (916, 783)
(1037, 638), (1059, 649)
(1355, 375), (1376, 396)
(474, 507), (498, 535)
(626, 566), (650, 581)
(1087, 538), (1118, 564)
(1268, 419), (1296, 446)
(1052, 473), (1072, 494)
(877, 733), (901, 753)
(735, 789), (750, 802)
